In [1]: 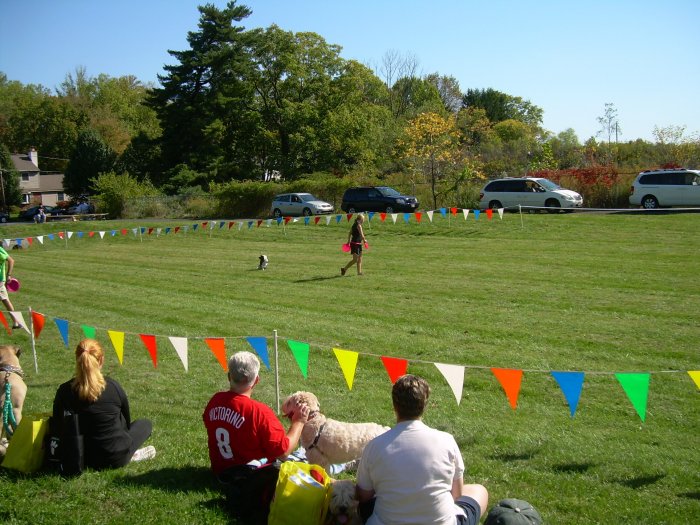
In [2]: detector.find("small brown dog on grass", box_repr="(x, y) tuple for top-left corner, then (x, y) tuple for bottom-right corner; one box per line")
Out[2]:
(0, 344), (26, 457)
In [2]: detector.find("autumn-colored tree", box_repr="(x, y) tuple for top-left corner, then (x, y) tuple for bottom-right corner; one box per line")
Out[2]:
(398, 112), (460, 208)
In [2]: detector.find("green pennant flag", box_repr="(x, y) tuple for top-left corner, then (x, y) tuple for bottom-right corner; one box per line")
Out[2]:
(81, 324), (96, 340)
(616, 373), (650, 422)
(286, 340), (310, 378)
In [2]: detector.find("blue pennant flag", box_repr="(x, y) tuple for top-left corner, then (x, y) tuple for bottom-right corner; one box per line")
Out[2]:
(77, 232), (84, 238)
(304, 216), (310, 225)
(219, 221), (225, 229)
(54, 318), (70, 347)
(165, 227), (171, 234)
(276, 217), (283, 225)
(473, 209), (480, 220)
(368, 212), (375, 222)
(192, 224), (198, 231)
(111, 230), (117, 236)
(403, 213), (410, 223)
(47, 234), (55, 240)
(140, 227), (147, 234)
(551, 371), (585, 417)
(440, 208), (447, 218)
(246, 337), (270, 369)
(248, 221), (254, 229)
(335, 215), (342, 224)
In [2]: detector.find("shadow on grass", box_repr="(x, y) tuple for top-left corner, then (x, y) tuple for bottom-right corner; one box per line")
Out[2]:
(293, 275), (343, 283)
(552, 462), (595, 474)
(115, 466), (217, 492)
(489, 449), (539, 462)
(614, 473), (665, 489)
(678, 491), (700, 500)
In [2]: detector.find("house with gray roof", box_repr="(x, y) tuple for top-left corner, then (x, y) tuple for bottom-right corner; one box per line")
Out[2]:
(11, 148), (67, 206)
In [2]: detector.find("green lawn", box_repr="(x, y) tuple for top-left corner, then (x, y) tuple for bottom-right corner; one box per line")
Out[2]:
(1, 212), (698, 524)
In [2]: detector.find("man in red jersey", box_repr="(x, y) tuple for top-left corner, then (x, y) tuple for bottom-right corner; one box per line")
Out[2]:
(203, 351), (309, 522)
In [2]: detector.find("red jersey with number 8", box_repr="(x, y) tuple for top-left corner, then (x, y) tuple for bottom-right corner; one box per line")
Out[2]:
(203, 391), (289, 475)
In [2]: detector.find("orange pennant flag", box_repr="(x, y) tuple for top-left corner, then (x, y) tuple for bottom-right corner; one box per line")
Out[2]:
(415, 212), (422, 223)
(58, 231), (64, 239)
(139, 334), (158, 368)
(205, 338), (228, 370)
(27, 237), (34, 245)
(31, 311), (46, 339)
(0, 311), (10, 335)
(486, 209), (493, 220)
(380, 356), (408, 384)
(491, 368), (523, 410)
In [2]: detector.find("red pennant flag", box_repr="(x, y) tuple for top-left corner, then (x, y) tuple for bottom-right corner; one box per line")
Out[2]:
(121, 229), (128, 236)
(284, 217), (291, 225)
(202, 221), (208, 229)
(88, 231), (95, 238)
(346, 213), (353, 222)
(379, 213), (387, 222)
(381, 356), (409, 384)
(174, 226), (180, 234)
(31, 311), (46, 339)
(228, 221), (235, 229)
(450, 207), (458, 216)
(314, 216), (320, 225)
(491, 368), (523, 410)
(257, 220), (263, 227)
(415, 212), (422, 223)
(27, 237), (34, 245)
(58, 231), (64, 239)
(205, 338), (228, 370)
(139, 334), (158, 368)
(148, 227), (154, 235)
(486, 209), (493, 220)
(0, 312), (10, 335)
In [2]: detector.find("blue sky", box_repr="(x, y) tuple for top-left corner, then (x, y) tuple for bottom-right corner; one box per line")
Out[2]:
(1, 0), (698, 142)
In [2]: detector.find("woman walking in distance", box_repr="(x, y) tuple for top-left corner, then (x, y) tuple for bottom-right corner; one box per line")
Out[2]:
(341, 214), (367, 276)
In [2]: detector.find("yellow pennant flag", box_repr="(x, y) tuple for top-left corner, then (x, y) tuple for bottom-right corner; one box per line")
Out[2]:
(688, 371), (700, 390)
(333, 348), (359, 390)
(108, 330), (125, 365)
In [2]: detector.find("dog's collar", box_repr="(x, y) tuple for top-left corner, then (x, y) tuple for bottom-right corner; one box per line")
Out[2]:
(0, 364), (24, 378)
(307, 422), (326, 450)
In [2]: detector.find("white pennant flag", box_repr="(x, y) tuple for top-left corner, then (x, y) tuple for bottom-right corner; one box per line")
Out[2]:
(325, 215), (332, 226)
(391, 213), (398, 224)
(427, 210), (434, 223)
(292, 218), (299, 223)
(462, 209), (470, 220)
(156, 228), (162, 236)
(498, 208), (504, 219)
(266, 219), (272, 227)
(434, 363), (465, 405)
(168, 336), (188, 372)
(237, 221), (243, 231)
(9, 311), (30, 334)
(132, 228), (138, 236)
(37, 236), (44, 245)
(67, 231), (74, 239)
(209, 222), (215, 230)
(99, 231), (106, 239)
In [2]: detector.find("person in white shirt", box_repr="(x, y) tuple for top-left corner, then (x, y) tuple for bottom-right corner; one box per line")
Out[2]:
(356, 374), (488, 525)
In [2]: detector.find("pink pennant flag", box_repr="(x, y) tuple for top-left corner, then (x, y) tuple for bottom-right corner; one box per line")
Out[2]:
(139, 334), (158, 368)
(205, 338), (228, 370)
(491, 368), (523, 410)
(333, 348), (359, 390)
(380, 356), (408, 384)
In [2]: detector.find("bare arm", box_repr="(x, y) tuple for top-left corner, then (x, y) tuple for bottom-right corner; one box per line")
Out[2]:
(278, 403), (309, 458)
(356, 485), (375, 504)
(5, 254), (14, 278)
(451, 476), (464, 501)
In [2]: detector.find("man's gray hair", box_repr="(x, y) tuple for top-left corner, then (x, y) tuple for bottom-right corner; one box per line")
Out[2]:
(228, 351), (260, 392)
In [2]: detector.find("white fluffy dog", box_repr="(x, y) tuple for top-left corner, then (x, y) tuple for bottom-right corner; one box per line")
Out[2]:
(282, 391), (389, 469)
(326, 479), (362, 525)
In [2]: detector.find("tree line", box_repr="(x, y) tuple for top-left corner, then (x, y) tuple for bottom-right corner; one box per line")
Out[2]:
(1, 0), (698, 212)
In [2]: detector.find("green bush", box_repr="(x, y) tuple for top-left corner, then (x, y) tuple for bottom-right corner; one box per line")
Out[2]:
(92, 172), (161, 218)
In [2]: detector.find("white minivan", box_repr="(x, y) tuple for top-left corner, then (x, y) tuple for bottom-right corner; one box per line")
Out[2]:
(479, 177), (583, 211)
(629, 169), (700, 209)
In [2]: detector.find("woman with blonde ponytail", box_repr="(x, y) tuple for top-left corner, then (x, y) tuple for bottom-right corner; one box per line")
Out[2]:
(51, 339), (155, 470)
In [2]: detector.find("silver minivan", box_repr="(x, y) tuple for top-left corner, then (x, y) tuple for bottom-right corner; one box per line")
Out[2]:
(629, 169), (700, 209)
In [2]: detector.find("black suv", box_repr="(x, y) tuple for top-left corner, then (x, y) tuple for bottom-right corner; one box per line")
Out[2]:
(341, 186), (419, 213)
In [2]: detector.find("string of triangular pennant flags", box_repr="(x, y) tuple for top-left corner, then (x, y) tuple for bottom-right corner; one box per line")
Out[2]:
(19, 309), (699, 422)
(2, 207), (504, 250)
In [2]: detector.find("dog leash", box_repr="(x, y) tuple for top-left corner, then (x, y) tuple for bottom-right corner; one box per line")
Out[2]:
(2, 372), (18, 438)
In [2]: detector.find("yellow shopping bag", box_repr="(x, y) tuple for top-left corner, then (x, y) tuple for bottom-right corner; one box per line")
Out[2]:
(268, 461), (332, 525)
(1, 413), (51, 473)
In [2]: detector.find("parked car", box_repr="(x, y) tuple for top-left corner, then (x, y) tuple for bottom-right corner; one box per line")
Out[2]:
(341, 186), (419, 213)
(629, 168), (700, 209)
(270, 193), (334, 218)
(67, 201), (95, 214)
(18, 205), (62, 221)
(0, 211), (8, 223)
(479, 177), (583, 211)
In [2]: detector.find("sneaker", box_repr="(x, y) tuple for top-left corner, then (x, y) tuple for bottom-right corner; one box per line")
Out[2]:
(11, 324), (21, 330)
(131, 445), (156, 462)
(340, 267), (346, 276)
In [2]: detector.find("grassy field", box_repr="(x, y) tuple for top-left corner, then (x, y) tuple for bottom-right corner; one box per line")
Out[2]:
(1, 211), (698, 524)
